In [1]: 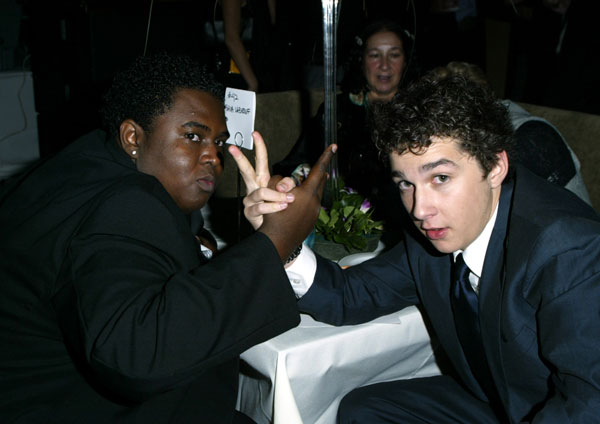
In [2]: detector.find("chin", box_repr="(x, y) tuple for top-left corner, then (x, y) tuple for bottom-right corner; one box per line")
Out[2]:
(178, 198), (211, 215)
(429, 240), (456, 255)
(374, 89), (396, 101)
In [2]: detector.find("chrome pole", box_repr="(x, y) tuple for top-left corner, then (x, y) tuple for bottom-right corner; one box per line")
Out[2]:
(321, 0), (341, 205)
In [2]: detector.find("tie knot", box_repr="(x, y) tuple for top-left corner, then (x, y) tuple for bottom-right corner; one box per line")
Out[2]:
(452, 253), (471, 283)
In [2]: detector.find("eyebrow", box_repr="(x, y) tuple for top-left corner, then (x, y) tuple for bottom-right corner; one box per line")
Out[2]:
(422, 158), (457, 172)
(183, 121), (230, 139)
(367, 46), (403, 52)
(391, 158), (457, 179)
(183, 121), (209, 131)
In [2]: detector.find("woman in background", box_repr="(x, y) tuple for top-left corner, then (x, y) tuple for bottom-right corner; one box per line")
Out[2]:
(275, 20), (417, 236)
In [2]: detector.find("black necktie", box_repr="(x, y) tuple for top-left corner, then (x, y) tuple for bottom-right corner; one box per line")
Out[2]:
(451, 253), (480, 340)
(450, 254), (502, 409)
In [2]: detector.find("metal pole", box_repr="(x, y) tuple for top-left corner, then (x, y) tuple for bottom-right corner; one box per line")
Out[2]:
(321, 0), (341, 206)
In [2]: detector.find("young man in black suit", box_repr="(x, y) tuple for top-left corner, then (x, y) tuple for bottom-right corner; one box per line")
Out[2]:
(0, 53), (334, 423)
(237, 72), (600, 422)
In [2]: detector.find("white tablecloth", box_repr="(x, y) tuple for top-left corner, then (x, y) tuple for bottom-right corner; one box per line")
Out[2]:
(236, 306), (441, 424)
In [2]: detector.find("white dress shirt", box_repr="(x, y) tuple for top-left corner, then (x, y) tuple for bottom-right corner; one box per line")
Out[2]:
(286, 243), (317, 298)
(452, 204), (499, 294)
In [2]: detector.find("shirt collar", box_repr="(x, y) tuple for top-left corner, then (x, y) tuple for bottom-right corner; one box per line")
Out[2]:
(453, 203), (499, 279)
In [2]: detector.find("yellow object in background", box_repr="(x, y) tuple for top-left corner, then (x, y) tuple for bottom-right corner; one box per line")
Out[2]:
(229, 58), (241, 74)
(229, 51), (250, 75)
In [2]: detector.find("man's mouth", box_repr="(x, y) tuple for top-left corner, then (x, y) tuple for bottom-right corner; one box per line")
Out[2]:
(423, 227), (448, 240)
(197, 174), (215, 192)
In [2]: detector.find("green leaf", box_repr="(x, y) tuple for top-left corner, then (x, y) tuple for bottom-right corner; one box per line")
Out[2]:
(317, 184), (384, 244)
(317, 208), (330, 224)
(348, 233), (367, 249)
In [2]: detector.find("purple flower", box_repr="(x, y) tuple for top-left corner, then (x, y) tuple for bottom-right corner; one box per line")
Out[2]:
(360, 199), (371, 213)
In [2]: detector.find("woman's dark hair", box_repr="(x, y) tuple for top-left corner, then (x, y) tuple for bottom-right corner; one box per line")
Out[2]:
(342, 19), (415, 94)
(372, 72), (514, 175)
(101, 52), (225, 140)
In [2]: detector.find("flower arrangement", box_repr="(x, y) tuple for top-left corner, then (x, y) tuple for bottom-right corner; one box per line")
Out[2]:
(315, 186), (383, 252)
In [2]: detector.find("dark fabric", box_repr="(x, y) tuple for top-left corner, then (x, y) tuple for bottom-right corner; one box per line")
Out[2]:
(450, 254), (502, 416)
(233, 410), (257, 424)
(450, 254), (483, 365)
(299, 165), (600, 422)
(513, 120), (576, 186)
(0, 130), (300, 423)
(337, 375), (499, 424)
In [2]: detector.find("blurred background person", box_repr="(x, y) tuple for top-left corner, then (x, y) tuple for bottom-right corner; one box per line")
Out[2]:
(204, 0), (307, 93)
(221, 0), (273, 92)
(203, 0), (275, 92)
(431, 60), (591, 204)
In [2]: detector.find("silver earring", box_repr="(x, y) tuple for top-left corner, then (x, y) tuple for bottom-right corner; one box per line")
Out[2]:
(132, 150), (137, 155)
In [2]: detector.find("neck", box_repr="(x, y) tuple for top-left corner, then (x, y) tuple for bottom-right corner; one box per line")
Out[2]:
(368, 90), (396, 103)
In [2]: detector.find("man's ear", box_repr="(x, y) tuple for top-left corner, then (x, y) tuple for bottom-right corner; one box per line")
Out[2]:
(488, 150), (509, 188)
(119, 119), (143, 160)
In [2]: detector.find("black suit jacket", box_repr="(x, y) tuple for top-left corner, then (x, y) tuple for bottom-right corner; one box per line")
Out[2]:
(0, 130), (299, 423)
(298, 166), (600, 422)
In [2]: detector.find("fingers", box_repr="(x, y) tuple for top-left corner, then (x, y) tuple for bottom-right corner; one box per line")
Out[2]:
(228, 145), (260, 192)
(228, 131), (272, 193)
(244, 186), (294, 205)
(315, 167), (329, 197)
(252, 131), (270, 185)
(275, 176), (296, 193)
(304, 144), (337, 188)
(243, 186), (292, 231)
(267, 175), (296, 193)
(245, 199), (289, 217)
(267, 175), (284, 190)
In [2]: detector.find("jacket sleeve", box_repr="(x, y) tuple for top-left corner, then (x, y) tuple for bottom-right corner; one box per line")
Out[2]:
(529, 222), (600, 422)
(297, 241), (420, 325)
(52, 183), (299, 401)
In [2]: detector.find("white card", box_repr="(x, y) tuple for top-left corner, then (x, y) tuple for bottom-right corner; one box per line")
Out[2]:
(224, 87), (256, 150)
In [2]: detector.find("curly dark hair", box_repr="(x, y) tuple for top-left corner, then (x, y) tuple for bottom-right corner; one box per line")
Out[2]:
(372, 72), (514, 175)
(341, 19), (416, 95)
(101, 52), (225, 140)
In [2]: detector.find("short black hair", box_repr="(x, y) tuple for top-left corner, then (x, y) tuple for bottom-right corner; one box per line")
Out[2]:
(372, 72), (514, 175)
(101, 52), (225, 140)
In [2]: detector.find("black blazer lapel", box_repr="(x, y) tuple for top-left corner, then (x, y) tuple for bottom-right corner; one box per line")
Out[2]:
(478, 176), (514, 401)
(413, 246), (486, 398)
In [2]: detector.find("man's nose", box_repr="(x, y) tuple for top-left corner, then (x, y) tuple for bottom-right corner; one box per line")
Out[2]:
(201, 141), (222, 167)
(411, 188), (435, 221)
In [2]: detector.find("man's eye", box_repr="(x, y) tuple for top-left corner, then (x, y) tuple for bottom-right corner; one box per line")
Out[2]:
(433, 175), (449, 184)
(397, 180), (412, 191)
(185, 133), (201, 142)
(215, 139), (226, 147)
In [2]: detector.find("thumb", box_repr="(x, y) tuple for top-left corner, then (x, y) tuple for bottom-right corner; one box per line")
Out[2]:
(304, 144), (337, 191)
